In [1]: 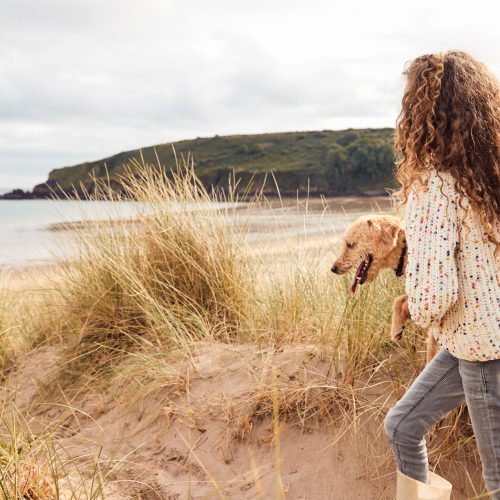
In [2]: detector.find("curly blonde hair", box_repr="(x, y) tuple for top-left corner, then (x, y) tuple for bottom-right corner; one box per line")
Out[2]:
(391, 50), (500, 260)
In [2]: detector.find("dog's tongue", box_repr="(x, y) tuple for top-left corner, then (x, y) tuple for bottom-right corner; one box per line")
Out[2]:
(350, 274), (358, 294)
(350, 259), (365, 295)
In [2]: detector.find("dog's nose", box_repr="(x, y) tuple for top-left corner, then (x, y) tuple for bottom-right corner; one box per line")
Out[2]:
(331, 265), (339, 274)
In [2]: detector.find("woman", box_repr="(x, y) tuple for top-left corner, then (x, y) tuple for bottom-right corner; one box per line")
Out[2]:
(385, 51), (500, 499)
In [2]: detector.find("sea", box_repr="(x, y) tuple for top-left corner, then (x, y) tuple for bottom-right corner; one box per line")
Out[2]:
(0, 198), (383, 267)
(0, 199), (145, 266)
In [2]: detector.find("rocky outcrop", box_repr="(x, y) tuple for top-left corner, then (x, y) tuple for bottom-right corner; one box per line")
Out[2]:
(0, 188), (38, 199)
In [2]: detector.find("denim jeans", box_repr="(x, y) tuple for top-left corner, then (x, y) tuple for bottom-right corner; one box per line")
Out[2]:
(384, 348), (500, 499)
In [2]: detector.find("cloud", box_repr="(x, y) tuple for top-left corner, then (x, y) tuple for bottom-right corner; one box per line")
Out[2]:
(0, 0), (499, 188)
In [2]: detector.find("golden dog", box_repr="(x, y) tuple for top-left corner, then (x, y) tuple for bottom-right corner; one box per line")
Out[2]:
(331, 214), (439, 363)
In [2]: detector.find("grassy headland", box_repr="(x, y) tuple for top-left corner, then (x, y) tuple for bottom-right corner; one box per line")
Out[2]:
(27, 128), (396, 199)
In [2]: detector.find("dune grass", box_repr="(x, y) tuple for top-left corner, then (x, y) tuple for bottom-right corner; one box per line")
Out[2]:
(0, 394), (118, 500)
(0, 155), (481, 497)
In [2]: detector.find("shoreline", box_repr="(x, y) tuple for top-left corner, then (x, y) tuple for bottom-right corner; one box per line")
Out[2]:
(0, 196), (394, 269)
(0, 190), (392, 201)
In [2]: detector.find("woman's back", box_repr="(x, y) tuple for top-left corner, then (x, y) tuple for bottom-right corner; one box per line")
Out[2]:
(402, 168), (500, 361)
(386, 50), (500, 499)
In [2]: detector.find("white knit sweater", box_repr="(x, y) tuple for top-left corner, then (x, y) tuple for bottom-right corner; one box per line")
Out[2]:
(402, 168), (500, 361)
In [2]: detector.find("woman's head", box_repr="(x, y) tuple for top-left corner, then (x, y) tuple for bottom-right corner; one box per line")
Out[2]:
(393, 50), (500, 258)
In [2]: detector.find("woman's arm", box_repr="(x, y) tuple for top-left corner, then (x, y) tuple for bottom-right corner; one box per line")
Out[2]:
(403, 170), (460, 329)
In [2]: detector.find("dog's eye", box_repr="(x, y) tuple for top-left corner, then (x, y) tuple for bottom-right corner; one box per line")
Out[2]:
(346, 242), (356, 249)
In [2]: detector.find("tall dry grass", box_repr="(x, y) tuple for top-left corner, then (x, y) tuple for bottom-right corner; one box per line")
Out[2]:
(0, 396), (131, 499)
(42, 159), (253, 391)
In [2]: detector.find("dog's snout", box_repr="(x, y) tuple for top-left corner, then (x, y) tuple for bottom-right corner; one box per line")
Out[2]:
(331, 264), (339, 274)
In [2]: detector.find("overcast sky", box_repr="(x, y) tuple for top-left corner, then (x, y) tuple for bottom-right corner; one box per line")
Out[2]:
(1, 0), (499, 189)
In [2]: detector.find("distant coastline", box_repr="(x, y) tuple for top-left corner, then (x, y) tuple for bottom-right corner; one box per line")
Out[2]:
(0, 187), (390, 200)
(1, 128), (396, 200)
(0, 188), (40, 200)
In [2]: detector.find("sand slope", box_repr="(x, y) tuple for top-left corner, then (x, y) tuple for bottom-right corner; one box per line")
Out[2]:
(4, 342), (477, 499)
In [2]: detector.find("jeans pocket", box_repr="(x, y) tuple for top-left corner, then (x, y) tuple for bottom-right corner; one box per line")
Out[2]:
(459, 359), (487, 400)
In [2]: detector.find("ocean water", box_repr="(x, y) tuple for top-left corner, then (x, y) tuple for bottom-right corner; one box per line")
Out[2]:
(0, 200), (144, 266)
(0, 199), (250, 266)
(0, 199), (382, 267)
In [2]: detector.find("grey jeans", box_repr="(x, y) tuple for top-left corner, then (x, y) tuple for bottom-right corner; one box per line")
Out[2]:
(384, 348), (500, 499)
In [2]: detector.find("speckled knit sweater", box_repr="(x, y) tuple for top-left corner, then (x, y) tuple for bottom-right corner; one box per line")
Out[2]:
(402, 168), (500, 361)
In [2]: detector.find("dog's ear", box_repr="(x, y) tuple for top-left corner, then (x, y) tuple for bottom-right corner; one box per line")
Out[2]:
(371, 220), (400, 256)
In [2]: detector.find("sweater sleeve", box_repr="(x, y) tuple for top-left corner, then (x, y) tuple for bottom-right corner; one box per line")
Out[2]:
(402, 170), (460, 329)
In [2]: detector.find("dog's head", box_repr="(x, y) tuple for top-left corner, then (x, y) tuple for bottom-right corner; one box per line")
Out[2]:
(331, 214), (403, 294)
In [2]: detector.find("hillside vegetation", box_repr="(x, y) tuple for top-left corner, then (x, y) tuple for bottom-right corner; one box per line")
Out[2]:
(33, 128), (396, 197)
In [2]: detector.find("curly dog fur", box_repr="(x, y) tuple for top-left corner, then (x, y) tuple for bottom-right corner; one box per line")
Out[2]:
(331, 214), (439, 364)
